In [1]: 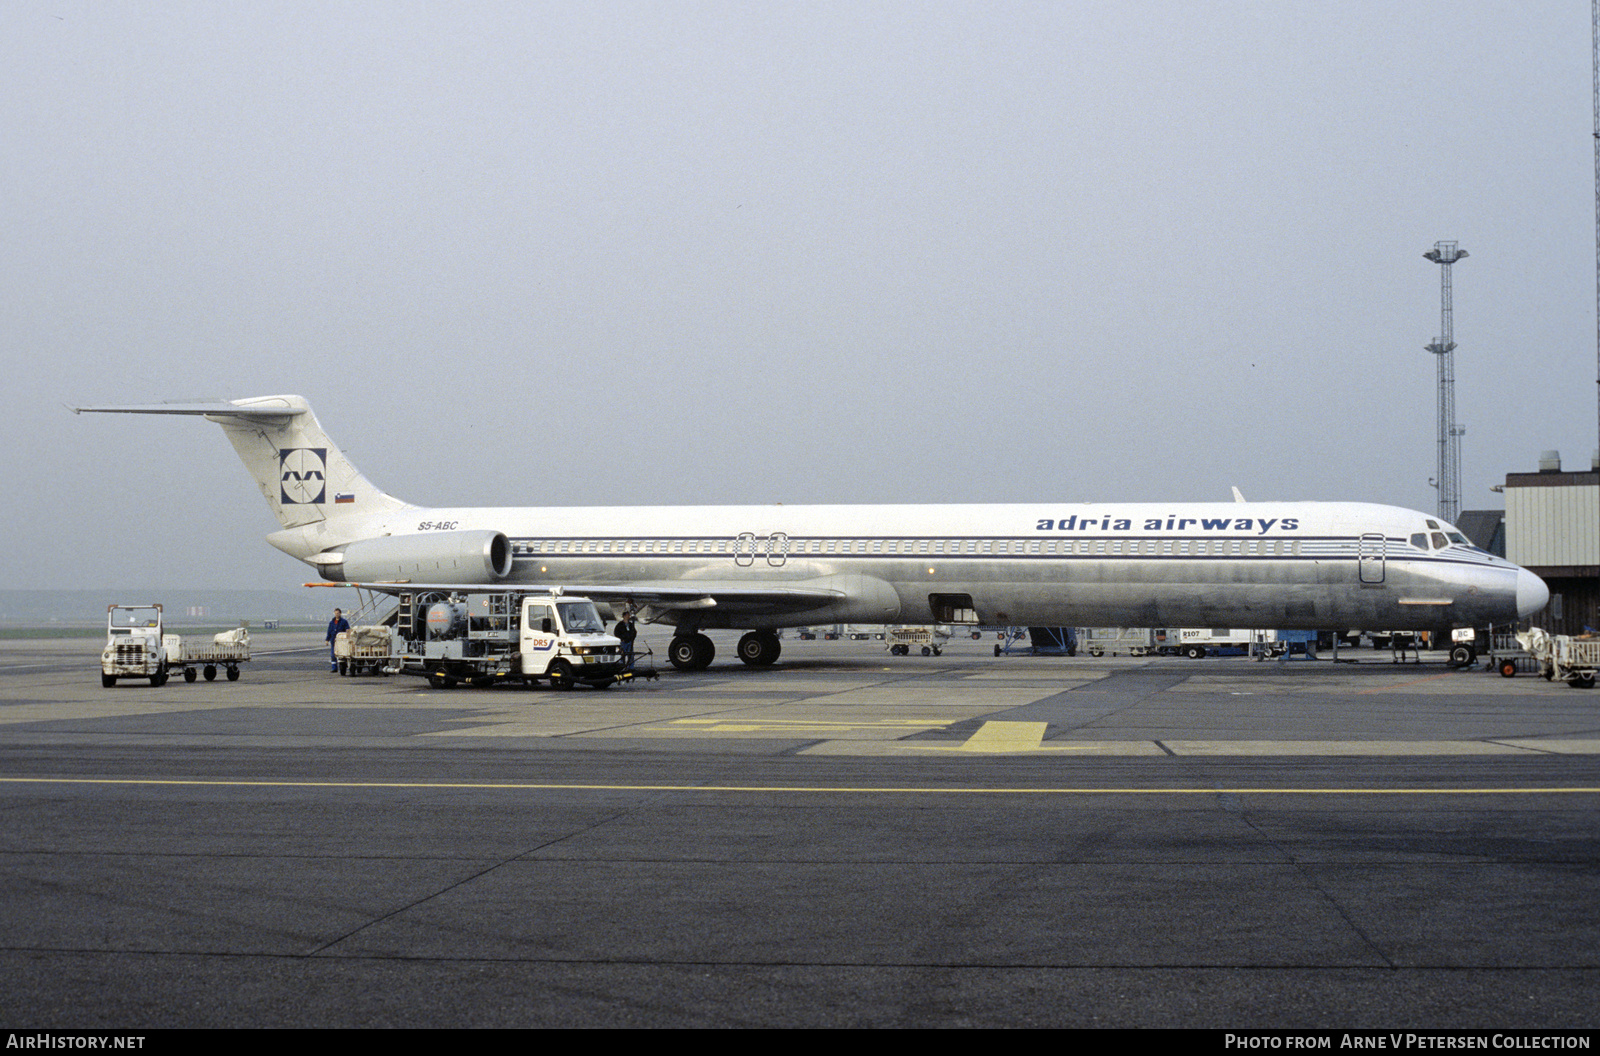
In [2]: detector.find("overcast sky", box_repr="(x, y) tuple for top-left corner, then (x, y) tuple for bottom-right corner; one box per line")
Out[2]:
(5, 1), (1595, 589)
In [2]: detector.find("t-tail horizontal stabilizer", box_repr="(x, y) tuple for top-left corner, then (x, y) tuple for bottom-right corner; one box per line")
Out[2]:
(71, 394), (410, 530)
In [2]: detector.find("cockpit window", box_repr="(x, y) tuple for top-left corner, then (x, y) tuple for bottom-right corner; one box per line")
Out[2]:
(1409, 533), (1427, 550)
(1446, 532), (1467, 545)
(1430, 532), (1448, 549)
(1426, 520), (1440, 530)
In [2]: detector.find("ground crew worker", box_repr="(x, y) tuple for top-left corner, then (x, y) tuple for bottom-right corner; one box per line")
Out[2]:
(326, 608), (349, 672)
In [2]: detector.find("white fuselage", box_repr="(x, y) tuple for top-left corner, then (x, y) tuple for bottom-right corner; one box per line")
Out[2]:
(275, 499), (1545, 632)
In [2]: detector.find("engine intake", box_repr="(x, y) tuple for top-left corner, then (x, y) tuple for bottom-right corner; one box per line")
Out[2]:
(327, 530), (512, 584)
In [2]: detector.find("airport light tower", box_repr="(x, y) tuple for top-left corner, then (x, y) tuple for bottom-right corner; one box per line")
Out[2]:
(1424, 240), (1467, 524)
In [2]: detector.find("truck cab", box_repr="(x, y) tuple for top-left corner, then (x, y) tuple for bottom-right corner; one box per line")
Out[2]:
(101, 604), (168, 686)
(516, 596), (624, 688)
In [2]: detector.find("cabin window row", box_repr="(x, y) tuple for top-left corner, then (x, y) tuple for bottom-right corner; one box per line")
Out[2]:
(510, 538), (1307, 557)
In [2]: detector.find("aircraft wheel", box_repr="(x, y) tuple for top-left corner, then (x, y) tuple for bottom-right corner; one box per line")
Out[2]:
(1449, 645), (1475, 668)
(1499, 659), (1518, 678)
(669, 636), (699, 671)
(549, 659), (576, 689)
(203, 665), (217, 682)
(184, 667), (198, 683)
(226, 666), (240, 682)
(670, 634), (715, 671)
(737, 631), (781, 666)
(101, 674), (116, 688)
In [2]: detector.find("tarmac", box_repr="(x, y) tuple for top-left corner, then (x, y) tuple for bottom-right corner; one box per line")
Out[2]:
(1, 629), (1596, 1028)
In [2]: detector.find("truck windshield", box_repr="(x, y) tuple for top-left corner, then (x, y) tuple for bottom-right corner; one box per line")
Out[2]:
(110, 607), (160, 629)
(556, 602), (604, 634)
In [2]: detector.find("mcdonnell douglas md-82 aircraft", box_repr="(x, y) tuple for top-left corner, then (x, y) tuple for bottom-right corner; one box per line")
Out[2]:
(74, 395), (1548, 670)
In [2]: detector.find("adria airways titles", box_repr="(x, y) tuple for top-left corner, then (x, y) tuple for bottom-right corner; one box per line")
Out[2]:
(74, 395), (1548, 670)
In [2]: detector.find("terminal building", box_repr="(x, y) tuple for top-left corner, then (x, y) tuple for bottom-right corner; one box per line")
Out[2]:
(1501, 451), (1599, 635)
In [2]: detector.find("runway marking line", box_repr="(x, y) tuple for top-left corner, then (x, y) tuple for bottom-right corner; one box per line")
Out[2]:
(2, 777), (1597, 795)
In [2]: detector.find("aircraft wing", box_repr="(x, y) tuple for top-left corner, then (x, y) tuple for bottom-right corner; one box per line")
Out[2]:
(308, 580), (847, 620)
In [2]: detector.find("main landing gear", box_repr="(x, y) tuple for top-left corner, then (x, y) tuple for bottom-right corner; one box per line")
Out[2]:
(668, 633), (716, 671)
(667, 630), (784, 671)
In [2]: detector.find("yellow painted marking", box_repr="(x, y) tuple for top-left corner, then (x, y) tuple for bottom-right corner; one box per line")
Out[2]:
(908, 720), (1107, 754)
(960, 721), (1046, 750)
(0, 777), (1596, 795)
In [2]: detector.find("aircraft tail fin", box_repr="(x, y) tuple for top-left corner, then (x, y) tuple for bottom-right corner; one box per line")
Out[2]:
(72, 395), (410, 530)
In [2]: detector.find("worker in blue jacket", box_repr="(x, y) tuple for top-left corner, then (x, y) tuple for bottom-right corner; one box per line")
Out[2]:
(326, 608), (349, 672)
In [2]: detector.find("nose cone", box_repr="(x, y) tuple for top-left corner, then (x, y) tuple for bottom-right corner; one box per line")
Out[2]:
(1516, 567), (1550, 618)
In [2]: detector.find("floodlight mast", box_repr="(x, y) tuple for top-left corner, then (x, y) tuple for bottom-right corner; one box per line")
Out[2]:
(1424, 241), (1467, 524)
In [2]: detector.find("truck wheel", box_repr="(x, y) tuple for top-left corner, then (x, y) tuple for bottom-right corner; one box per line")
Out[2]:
(226, 666), (240, 682)
(101, 673), (116, 688)
(1449, 645), (1475, 668)
(591, 677), (615, 690)
(184, 667), (198, 683)
(933, 646), (942, 656)
(1573, 674), (1596, 689)
(1186, 645), (1205, 659)
(150, 672), (167, 687)
(203, 665), (217, 682)
(427, 673), (456, 689)
(1499, 659), (1518, 678)
(921, 646), (932, 656)
(549, 659), (576, 689)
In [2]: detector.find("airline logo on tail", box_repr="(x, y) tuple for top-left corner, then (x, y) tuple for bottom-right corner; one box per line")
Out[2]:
(279, 448), (327, 505)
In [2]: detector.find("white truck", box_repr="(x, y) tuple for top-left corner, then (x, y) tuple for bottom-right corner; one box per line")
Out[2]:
(100, 604), (251, 686)
(391, 589), (625, 690)
(1176, 628), (1284, 659)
